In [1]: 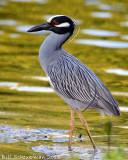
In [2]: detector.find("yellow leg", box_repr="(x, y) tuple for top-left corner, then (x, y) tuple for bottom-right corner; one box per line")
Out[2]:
(77, 110), (97, 151)
(68, 108), (75, 151)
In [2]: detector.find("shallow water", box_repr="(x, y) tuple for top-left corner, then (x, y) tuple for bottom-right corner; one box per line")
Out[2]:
(0, 125), (69, 143)
(85, 0), (101, 6)
(0, 19), (19, 26)
(106, 68), (128, 75)
(1, 81), (128, 96)
(120, 107), (128, 112)
(0, 82), (54, 92)
(0, 30), (4, 34)
(16, 25), (50, 34)
(0, 124), (105, 159)
(0, 0), (7, 6)
(32, 144), (103, 160)
(120, 21), (128, 27)
(9, 33), (20, 38)
(31, 76), (49, 81)
(91, 12), (112, 18)
(10, 0), (46, 4)
(17, 86), (54, 92)
(75, 39), (128, 48)
(121, 35), (128, 40)
(0, 82), (19, 89)
(98, 4), (124, 11)
(112, 92), (128, 97)
(0, 0), (128, 159)
(82, 29), (119, 37)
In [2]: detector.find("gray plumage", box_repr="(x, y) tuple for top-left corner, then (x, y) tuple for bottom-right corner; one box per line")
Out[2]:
(28, 15), (120, 118)
(39, 32), (120, 117)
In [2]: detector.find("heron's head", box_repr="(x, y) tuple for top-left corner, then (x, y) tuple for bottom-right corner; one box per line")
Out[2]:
(27, 15), (75, 35)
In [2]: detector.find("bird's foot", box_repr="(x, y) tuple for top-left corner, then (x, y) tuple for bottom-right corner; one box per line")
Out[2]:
(94, 147), (98, 153)
(68, 147), (72, 151)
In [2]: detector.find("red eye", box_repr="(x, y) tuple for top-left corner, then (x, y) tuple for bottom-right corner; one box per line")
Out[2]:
(52, 21), (58, 25)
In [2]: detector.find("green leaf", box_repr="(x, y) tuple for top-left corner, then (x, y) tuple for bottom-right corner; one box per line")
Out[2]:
(105, 121), (112, 136)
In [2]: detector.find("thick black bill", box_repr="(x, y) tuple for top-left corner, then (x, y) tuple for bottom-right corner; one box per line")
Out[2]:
(27, 22), (51, 32)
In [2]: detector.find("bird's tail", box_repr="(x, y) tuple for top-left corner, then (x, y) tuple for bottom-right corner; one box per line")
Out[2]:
(96, 97), (120, 117)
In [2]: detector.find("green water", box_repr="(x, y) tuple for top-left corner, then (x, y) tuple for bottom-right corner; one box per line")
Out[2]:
(0, 0), (128, 159)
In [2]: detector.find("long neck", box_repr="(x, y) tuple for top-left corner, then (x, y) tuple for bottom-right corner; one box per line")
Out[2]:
(41, 32), (71, 51)
(39, 32), (71, 73)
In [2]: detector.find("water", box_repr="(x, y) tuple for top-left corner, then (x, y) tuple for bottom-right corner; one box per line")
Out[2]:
(0, 0), (128, 159)
(32, 144), (103, 159)
(31, 76), (49, 81)
(9, 33), (20, 38)
(91, 12), (112, 18)
(82, 29), (119, 37)
(75, 39), (128, 48)
(0, 0), (7, 6)
(16, 25), (35, 32)
(85, 0), (101, 6)
(120, 21), (128, 27)
(121, 35), (128, 40)
(0, 125), (69, 143)
(0, 82), (19, 89)
(0, 82), (54, 92)
(0, 30), (4, 34)
(98, 4), (124, 11)
(17, 86), (53, 92)
(10, 0), (46, 4)
(106, 68), (128, 75)
(16, 25), (50, 34)
(1, 82), (128, 97)
(43, 14), (54, 20)
(0, 19), (19, 26)
(112, 92), (128, 97)
(120, 107), (128, 112)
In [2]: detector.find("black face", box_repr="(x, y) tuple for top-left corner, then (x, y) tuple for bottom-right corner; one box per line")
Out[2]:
(27, 15), (75, 35)
(49, 16), (75, 34)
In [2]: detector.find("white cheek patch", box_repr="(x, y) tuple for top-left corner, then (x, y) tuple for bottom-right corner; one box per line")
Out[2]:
(55, 22), (70, 27)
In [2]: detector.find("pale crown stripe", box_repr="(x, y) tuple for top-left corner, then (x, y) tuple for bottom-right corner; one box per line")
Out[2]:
(47, 15), (64, 23)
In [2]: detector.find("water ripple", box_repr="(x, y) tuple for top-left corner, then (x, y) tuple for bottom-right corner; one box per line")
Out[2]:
(75, 39), (128, 48)
(82, 29), (119, 37)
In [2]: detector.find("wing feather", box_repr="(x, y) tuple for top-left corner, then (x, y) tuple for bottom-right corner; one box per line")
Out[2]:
(47, 51), (120, 116)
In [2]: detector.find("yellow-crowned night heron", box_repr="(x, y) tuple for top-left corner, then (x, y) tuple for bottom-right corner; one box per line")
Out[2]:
(28, 15), (120, 151)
